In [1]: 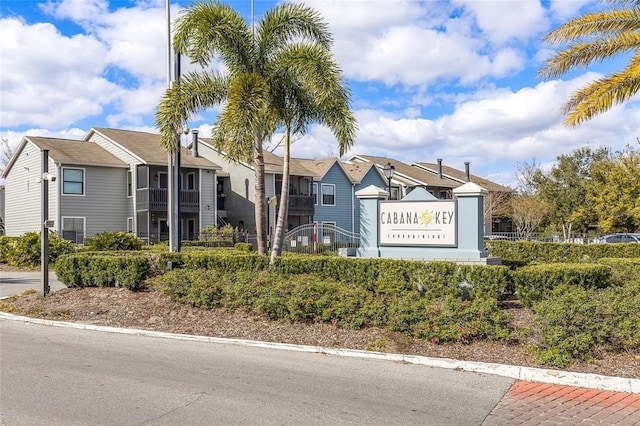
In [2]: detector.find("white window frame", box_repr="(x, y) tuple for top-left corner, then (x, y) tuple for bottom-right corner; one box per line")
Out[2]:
(62, 167), (85, 196)
(321, 183), (335, 206)
(61, 216), (85, 244)
(311, 182), (318, 206)
(127, 217), (134, 233)
(127, 171), (133, 197)
(312, 183), (318, 205)
(185, 172), (196, 190)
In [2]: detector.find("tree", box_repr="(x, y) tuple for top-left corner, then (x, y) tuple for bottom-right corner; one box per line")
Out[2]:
(268, 44), (356, 264)
(510, 194), (549, 240)
(1, 137), (15, 175)
(539, 0), (640, 126)
(156, 1), (337, 255)
(588, 144), (640, 232)
(534, 147), (609, 240)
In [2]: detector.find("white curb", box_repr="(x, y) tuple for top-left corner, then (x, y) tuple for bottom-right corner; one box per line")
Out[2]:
(1, 312), (637, 394)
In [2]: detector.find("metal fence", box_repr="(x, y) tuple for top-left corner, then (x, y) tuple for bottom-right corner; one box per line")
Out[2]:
(282, 223), (360, 255)
(485, 232), (602, 244)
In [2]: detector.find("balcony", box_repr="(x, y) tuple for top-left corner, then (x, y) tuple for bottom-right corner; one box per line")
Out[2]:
(287, 195), (315, 216)
(136, 188), (199, 213)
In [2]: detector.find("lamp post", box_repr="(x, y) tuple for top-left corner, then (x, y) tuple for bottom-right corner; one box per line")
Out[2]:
(382, 162), (395, 200)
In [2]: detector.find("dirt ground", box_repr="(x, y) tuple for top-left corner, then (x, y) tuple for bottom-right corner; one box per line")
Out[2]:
(1, 265), (638, 379)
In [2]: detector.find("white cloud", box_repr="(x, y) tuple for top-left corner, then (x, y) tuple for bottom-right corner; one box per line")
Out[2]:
(453, 0), (549, 45)
(0, 17), (115, 128)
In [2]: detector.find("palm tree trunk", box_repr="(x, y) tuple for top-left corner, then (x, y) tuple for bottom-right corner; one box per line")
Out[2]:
(254, 133), (268, 255)
(270, 126), (291, 264)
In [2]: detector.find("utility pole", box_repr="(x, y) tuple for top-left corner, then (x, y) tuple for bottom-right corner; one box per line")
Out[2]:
(41, 149), (51, 296)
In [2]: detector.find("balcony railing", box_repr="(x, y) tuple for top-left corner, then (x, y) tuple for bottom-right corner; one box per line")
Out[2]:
(136, 188), (199, 212)
(286, 195), (315, 216)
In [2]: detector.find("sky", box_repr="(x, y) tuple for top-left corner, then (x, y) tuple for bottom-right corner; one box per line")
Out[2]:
(2, 0), (639, 187)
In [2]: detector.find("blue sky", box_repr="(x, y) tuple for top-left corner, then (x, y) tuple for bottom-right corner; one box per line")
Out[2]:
(2, 0), (639, 186)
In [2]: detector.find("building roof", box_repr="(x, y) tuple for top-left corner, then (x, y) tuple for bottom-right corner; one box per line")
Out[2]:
(342, 161), (379, 183)
(2, 136), (128, 178)
(350, 155), (458, 188)
(293, 157), (346, 181)
(414, 162), (512, 193)
(88, 128), (221, 169)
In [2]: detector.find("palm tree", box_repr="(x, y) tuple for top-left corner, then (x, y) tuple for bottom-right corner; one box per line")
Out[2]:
(268, 44), (357, 264)
(155, 1), (338, 255)
(539, 0), (640, 126)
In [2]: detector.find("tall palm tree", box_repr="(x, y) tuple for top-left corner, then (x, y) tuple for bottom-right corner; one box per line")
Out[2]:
(539, 0), (640, 126)
(268, 44), (357, 264)
(155, 1), (337, 255)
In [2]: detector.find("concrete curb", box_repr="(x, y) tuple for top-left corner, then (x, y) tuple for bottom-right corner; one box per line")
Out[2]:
(1, 312), (638, 394)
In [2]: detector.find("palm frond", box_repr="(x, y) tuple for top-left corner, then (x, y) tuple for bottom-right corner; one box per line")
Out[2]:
(539, 31), (640, 78)
(544, 8), (640, 45)
(561, 52), (640, 126)
(174, 0), (254, 72)
(155, 71), (229, 152)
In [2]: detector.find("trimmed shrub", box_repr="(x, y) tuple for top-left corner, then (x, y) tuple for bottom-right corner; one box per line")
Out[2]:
(597, 258), (640, 286)
(55, 253), (150, 290)
(512, 263), (612, 307)
(84, 231), (143, 251)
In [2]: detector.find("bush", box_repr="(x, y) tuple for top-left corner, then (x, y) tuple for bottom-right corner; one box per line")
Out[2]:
(55, 253), (150, 290)
(512, 263), (612, 307)
(234, 242), (254, 252)
(4, 232), (76, 267)
(84, 231), (143, 251)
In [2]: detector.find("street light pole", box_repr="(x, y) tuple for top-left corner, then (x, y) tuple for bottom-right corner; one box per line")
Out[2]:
(382, 162), (395, 200)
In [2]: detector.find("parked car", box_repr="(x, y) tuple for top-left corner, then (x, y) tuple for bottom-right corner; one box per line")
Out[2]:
(599, 233), (640, 244)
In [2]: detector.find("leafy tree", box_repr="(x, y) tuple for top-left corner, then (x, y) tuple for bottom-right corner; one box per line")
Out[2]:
(588, 144), (640, 232)
(539, 0), (640, 126)
(533, 147), (609, 240)
(156, 1), (337, 255)
(510, 194), (549, 239)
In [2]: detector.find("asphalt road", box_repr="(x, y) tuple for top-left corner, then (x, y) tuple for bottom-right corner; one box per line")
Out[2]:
(0, 320), (514, 425)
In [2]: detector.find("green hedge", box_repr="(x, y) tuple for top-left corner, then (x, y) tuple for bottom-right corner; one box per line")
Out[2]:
(596, 258), (640, 285)
(55, 253), (150, 290)
(512, 263), (612, 307)
(485, 240), (640, 264)
(149, 267), (512, 343)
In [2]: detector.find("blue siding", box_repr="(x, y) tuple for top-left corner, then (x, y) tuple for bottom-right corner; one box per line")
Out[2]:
(354, 169), (387, 233)
(313, 163), (354, 232)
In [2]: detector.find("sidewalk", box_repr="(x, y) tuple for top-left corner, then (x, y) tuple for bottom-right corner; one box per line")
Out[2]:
(484, 381), (640, 425)
(0, 271), (66, 297)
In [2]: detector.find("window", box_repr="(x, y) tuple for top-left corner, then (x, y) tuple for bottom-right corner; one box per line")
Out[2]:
(312, 183), (318, 205)
(158, 172), (168, 189)
(62, 217), (84, 244)
(127, 217), (134, 233)
(186, 172), (195, 190)
(321, 184), (335, 206)
(63, 168), (84, 195)
(127, 171), (133, 197)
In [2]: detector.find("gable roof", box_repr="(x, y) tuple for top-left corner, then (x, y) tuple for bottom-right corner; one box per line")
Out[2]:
(2, 136), (127, 178)
(349, 155), (458, 188)
(414, 162), (512, 193)
(342, 161), (381, 183)
(87, 127), (221, 169)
